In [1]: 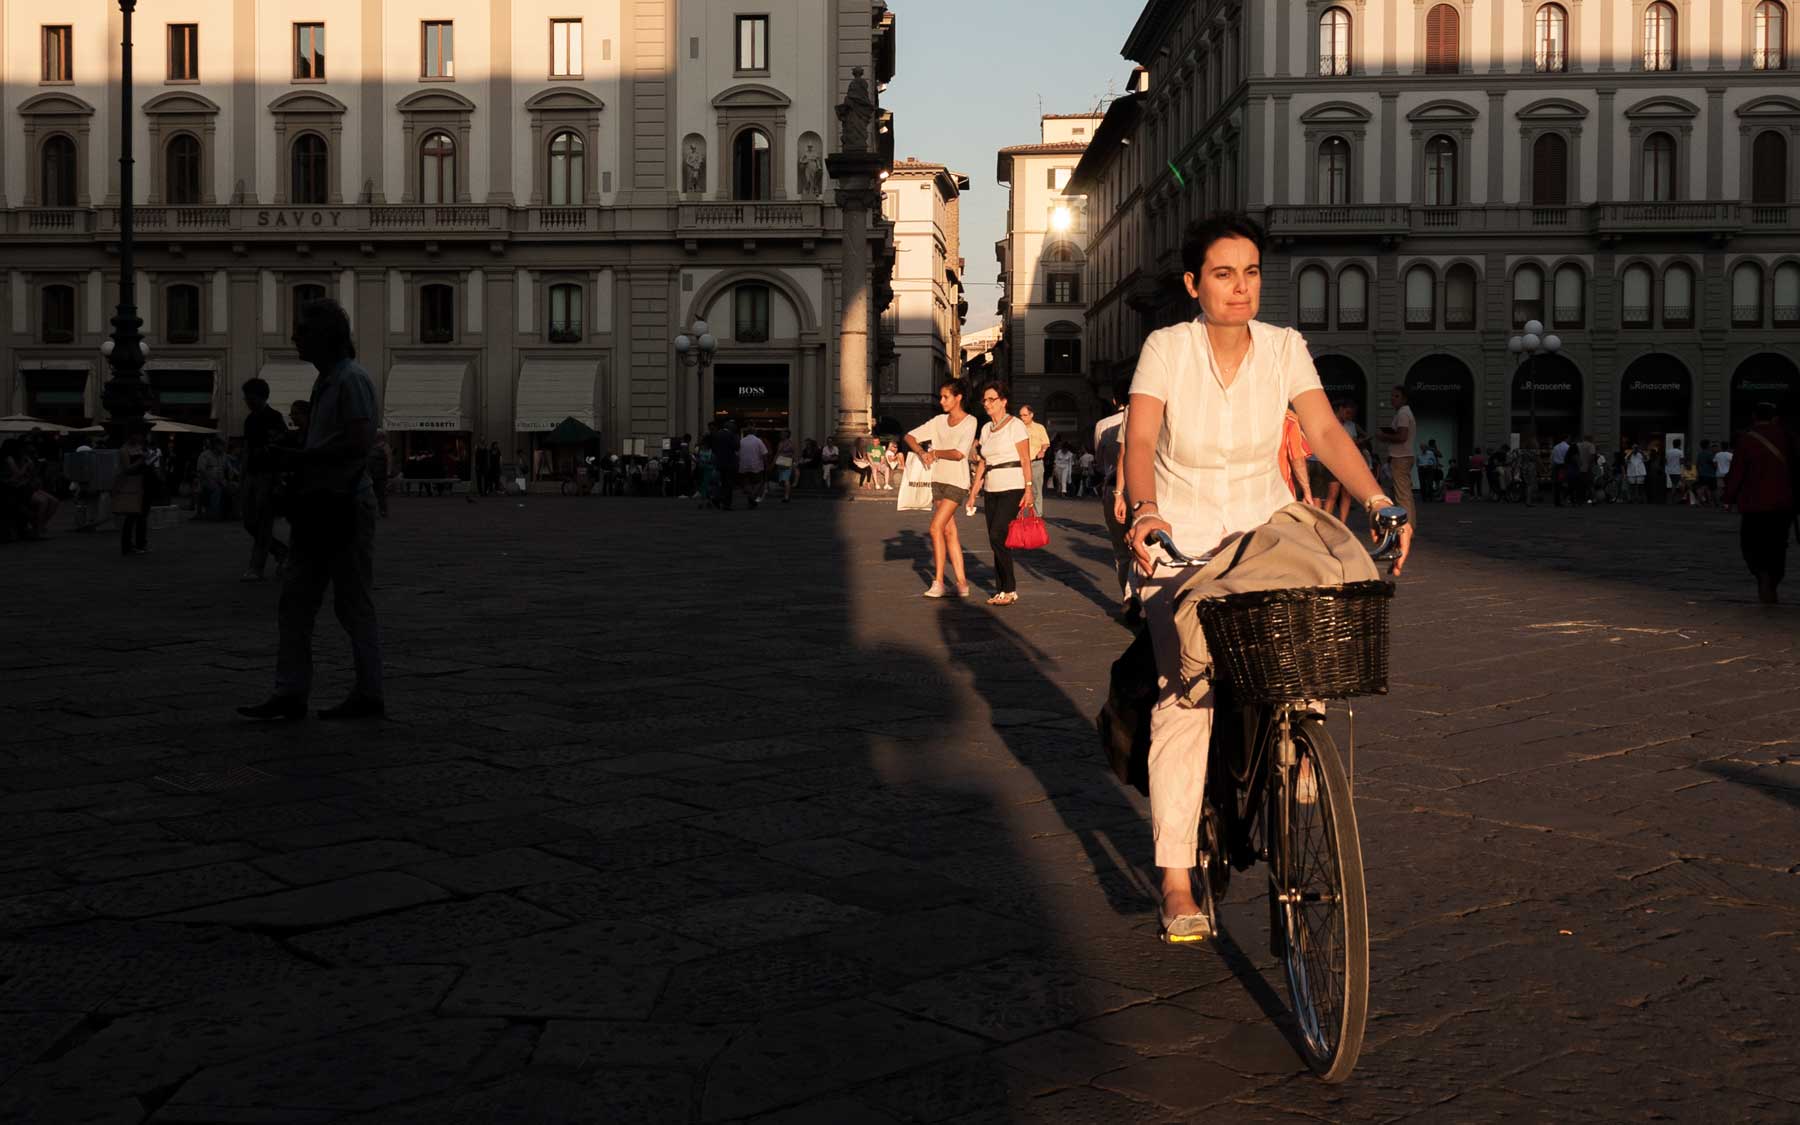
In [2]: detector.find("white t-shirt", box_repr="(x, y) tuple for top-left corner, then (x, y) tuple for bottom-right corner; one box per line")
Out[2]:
(1626, 451), (1647, 481)
(1093, 409), (1127, 480)
(1665, 447), (1683, 476)
(907, 413), (977, 488)
(1388, 406), (1415, 460)
(739, 434), (768, 473)
(1714, 450), (1732, 477)
(976, 415), (1030, 493)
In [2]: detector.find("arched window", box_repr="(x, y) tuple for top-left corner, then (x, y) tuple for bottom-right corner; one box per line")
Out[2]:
(1752, 131), (1789, 204)
(1319, 7), (1352, 75)
(291, 283), (327, 334)
(419, 283), (455, 343)
(420, 131), (456, 205)
(1424, 135), (1458, 206)
(166, 134), (202, 205)
(547, 131), (584, 206)
(1622, 264), (1654, 327)
(1754, 2), (1787, 69)
(1535, 4), (1569, 72)
(1337, 265), (1368, 327)
(291, 134), (329, 205)
(1662, 263), (1694, 327)
(735, 284), (772, 342)
(1644, 1), (1677, 71)
(1553, 264), (1585, 328)
(1643, 132), (1677, 202)
(548, 283), (582, 342)
(1298, 266), (1329, 329)
(41, 135), (77, 207)
(165, 283), (201, 343)
(1512, 264), (1545, 327)
(1445, 264), (1478, 329)
(1405, 265), (1436, 328)
(1425, 4), (1461, 74)
(41, 284), (76, 343)
(1317, 136), (1351, 204)
(732, 128), (772, 201)
(1532, 133), (1569, 205)
(1733, 262), (1765, 325)
(1774, 262), (1800, 326)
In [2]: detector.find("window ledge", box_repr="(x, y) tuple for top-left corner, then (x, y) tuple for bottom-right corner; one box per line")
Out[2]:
(290, 78), (327, 85)
(733, 68), (772, 79)
(164, 78), (201, 86)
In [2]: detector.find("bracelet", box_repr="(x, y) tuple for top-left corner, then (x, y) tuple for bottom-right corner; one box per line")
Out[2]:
(1128, 513), (1165, 535)
(1364, 494), (1395, 514)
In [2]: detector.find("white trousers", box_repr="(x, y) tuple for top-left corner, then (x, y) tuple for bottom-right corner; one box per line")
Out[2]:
(1140, 562), (1215, 870)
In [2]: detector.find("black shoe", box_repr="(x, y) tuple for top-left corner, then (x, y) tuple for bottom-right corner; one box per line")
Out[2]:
(237, 696), (307, 721)
(318, 695), (385, 720)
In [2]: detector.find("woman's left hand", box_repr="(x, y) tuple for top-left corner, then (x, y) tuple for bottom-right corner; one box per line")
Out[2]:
(1020, 489), (1033, 510)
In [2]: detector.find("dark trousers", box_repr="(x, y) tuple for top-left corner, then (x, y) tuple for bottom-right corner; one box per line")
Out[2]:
(275, 490), (382, 702)
(243, 473), (289, 573)
(1741, 512), (1791, 585)
(119, 513), (147, 554)
(983, 488), (1023, 594)
(715, 466), (738, 508)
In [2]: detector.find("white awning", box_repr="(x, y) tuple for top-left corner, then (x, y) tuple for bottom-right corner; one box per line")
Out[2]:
(256, 362), (319, 417)
(383, 362), (470, 432)
(515, 359), (600, 432)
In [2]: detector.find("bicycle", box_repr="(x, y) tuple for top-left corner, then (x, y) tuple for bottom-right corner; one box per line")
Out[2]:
(1146, 506), (1407, 1084)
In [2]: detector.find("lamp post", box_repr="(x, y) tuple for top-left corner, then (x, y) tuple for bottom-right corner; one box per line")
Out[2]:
(673, 319), (718, 435)
(1507, 319), (1562, 446)
(100, 0), (151, 442)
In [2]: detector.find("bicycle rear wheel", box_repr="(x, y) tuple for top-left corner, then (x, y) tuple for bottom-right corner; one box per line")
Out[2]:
(1274, 719), (1368, 1083)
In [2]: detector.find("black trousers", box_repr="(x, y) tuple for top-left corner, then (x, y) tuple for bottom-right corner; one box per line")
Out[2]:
(715, 466), (738, 508)
(1741, 512), (1791, 584)
(984, 489), (1023, 594)
(119, 513), (147, 554)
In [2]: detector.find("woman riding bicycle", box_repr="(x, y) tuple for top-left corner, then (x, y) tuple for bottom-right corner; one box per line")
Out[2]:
(1121, 213), (1414, 942)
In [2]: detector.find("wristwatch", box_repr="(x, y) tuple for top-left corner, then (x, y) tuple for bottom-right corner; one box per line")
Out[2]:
(1129, 499), (1159, 515)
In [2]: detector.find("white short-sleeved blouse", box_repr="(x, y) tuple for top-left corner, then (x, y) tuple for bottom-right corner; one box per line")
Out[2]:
(976, 416), (1030, 493)
(907, 413), (978, 488)
(1129, 318), (1324, 553)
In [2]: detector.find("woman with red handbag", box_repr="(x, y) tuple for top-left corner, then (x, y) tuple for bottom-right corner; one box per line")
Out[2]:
(968, 381), (1036, 606)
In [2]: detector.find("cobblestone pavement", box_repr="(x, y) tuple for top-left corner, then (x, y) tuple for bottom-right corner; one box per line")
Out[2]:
(2, 492), (1796, 1123)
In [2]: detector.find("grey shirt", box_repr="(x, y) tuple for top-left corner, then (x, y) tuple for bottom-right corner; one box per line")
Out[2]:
(301, 358), (379, 495)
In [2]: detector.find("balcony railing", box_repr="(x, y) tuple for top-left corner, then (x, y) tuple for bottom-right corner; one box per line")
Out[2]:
(1264, 204), (1409, 236)
(1338, 308), (1367, 327)
(1298, 307), (1327, 329)
(1775, 305), (1800, 326)
(1553, 305), (1584, 327)
(1733, 305), (1763, 326)
(26, 209), (86, 232)
(1749, 204), (1790, 226)
(1597, 201), (1742, 235)
(1405, 307), (1435, 327)
(1622, 306), (1652, 327)
(1751, 47), (1785, 70)
(679, 202), (820, 231)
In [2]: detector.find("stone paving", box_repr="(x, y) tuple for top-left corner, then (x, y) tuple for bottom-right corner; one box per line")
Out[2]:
(1, 490), (1796, 1123)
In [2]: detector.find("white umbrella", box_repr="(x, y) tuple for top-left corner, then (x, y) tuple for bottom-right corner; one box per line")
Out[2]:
(0, 414), (70, 434)
(143, 414), (218, 435)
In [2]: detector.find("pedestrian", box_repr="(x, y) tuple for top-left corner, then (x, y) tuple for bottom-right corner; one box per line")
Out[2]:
(2, 437), (60, 540)
(775, 430), (798, 502)
(1520, 438), (1541, 505)
(885, 440), (905, 490)
(969, 380), (1035, 606)
(709, 420), (741, 509)
(1378, 385), (1418, 528)
(1721, 403), (1796, 604)
(1093, 390), (1137, 618)
(1549, 435), (1571, 506)
(114, 432), (150, 555)
(1467, 446), (1486, 500)
(239, 377), (292, 580)
(851, 438), (874, 488)
(738, 424), (769, 509)
(1626, 444), (1648, 503)
(238, 297), (385, 722)
(1054, 442), (1075, 496)
(1694, 439), (1716, 507)
(1120, 212), (1410, 943)
(820, 436), (839, 490)
(1418, 439), (1442, 502)
(1325, 400), (1361, 521)
(798, 437), (822, 491)
(903, 378), (977, 598)
(1019, 404), (1050, 513)
(695, 425), (719, 506)
(1664, 441), (1684, 501)
(367, 430), (392, 517)
(1714, 442), (1734, 510)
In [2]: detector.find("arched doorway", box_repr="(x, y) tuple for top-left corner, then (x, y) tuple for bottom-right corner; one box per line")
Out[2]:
(1618, 354), (1692, 451)
(1510, 352), (1581, 445)
(1405, 355), (1475, 463)
(1731, 353), (1800, 437)
(1314, 354), (1368, 429)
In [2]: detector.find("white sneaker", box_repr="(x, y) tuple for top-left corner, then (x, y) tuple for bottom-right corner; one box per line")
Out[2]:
(922, 582), (948, 599)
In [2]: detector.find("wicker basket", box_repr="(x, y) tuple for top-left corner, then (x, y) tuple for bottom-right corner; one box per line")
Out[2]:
(1196, 581), (1393, 703)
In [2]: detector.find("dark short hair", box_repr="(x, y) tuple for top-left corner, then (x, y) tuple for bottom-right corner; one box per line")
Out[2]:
(1181, 212), (1267, 277)
(940, 377), (970, 403)
(296, 297), (356, 360)
(980, 380), (1012, 405)
(241, 377), (270, 400)
(1391, 385), (1409, 403)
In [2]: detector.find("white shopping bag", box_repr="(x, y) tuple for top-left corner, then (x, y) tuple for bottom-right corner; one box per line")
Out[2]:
(896, 452), (933, 512)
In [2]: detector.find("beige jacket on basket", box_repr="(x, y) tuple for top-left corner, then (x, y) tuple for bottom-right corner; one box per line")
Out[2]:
(1167, 502), (1381, 705)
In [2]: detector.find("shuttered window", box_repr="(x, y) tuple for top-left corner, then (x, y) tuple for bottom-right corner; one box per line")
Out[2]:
(1662, 264), (1694, 327)
(1298, 267), (1329, 329)
(1338, 266), (1368, 327)
(1732, 263), (1764, 326)
(1532, 133), (1569, 205)
(1621, 265), (1653, 327)
(1425, 4), (1460, 74)
(1752, 131), (1789, 204)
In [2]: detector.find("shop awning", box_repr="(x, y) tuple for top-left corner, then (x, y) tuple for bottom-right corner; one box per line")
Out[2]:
(256, 362), (320, 417)
(515, 359), (600, 432)
(383, 362), (471, 432)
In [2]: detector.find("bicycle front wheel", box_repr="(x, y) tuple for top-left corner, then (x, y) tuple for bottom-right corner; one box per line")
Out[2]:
(1274, 719), (1369, 1083)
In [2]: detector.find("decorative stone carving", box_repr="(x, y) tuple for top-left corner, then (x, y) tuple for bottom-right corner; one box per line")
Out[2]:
(682, 134), (707, 194)
(797, 134), (824, 198)
(836, 67), (876, 156)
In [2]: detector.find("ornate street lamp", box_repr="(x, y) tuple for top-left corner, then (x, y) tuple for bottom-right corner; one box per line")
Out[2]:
(100, 0), (151, 441)
(1507, 319), (1562, 446)
(672, 319), (718, 432)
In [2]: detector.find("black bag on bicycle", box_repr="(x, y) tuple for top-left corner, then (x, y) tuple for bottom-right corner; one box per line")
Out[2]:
(1096, 625), (1155, 796)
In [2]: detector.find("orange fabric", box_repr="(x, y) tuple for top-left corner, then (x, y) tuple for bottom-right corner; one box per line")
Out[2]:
(1277, 414), (1311, 491)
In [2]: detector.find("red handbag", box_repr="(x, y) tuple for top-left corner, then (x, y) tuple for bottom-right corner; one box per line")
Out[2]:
(1005, 503), (1049, 551)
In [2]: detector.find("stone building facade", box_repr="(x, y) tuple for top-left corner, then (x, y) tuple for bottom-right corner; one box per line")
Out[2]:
(1, 0), (897, 473)
(996, 113), (1106, 441)
(879, 157), (969, 431)
(1074, 0), (1799, 457)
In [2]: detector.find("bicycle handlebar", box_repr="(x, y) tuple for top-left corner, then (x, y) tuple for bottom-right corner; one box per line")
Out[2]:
(1146, 506), (1410, 569)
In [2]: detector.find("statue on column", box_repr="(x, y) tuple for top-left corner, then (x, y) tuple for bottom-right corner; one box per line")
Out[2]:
(835, 67), (876, 156)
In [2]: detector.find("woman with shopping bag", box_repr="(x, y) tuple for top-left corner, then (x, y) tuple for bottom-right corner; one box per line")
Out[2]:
(902, 379), (978, 598)
(968, 380), (1036, 606)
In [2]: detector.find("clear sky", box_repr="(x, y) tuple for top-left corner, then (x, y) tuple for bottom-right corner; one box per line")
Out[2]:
(882, 0), (1145, 331)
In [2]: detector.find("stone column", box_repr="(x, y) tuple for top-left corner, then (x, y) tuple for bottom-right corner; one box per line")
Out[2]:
(825, 67), (884, 444)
